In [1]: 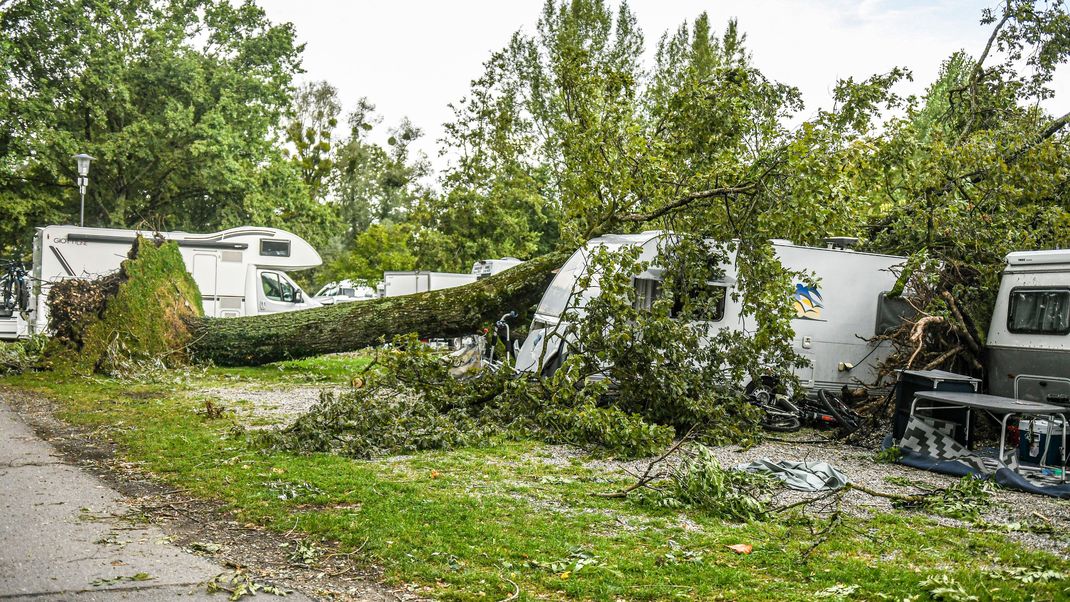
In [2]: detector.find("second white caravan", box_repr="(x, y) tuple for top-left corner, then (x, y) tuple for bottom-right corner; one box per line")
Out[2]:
(3, 224), (323, 339)
(514, 231), (910, 396)
(986, 249), (1070, 405)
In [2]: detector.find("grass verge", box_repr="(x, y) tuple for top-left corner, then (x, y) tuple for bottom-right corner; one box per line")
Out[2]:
(2, 358), (1068, 601)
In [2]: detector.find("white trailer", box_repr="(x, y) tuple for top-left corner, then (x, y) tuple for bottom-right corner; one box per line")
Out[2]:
(381, 271), (478, 298)
(514, 231), (910, 395)
(986, 249), (1070, 404)
(471, 257), (524, 279)
(0, 224), (322, 340)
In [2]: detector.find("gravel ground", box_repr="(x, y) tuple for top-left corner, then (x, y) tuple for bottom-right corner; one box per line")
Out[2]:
(205, 383), (1070, 557)
(199, 385), (339, 427)
(530, 437), (1070, 557)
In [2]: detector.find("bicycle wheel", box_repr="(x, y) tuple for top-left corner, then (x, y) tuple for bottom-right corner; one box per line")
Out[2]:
(762, 413), (802, 433)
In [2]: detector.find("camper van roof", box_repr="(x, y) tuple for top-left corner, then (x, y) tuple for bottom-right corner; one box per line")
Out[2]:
(1005, 249), (1070, 268)
(37, 224), (322, 270)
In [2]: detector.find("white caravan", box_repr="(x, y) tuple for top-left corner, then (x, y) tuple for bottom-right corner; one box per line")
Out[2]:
(381, 271), (478, 298)
(986, 249), (1070, 405)
(514, 231), (910, 395)
(382, 258), (525, 298)
(0, 224), (321, 340)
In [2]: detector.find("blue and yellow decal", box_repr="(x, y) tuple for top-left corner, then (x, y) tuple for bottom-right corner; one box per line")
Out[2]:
(793, 283), (824, 320)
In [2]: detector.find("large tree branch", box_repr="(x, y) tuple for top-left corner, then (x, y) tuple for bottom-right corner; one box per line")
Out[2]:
(617, 183), (757, 224)
(929, 108), (1070, 200)
(187, 250), (569, 366)
(951, 1), (1014, 143)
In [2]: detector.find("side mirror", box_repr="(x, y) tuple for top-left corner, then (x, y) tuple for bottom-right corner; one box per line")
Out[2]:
(294, 290), (304, 304)
(320, 297), (335, 305)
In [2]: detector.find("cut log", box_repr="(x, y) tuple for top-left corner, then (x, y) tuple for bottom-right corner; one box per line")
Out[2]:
(186, 250), (568, 366)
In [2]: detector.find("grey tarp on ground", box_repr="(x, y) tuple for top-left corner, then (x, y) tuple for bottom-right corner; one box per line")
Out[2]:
(734, 458), (849, 491)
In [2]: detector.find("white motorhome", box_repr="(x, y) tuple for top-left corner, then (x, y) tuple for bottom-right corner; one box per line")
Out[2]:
(514, 231), (910, 395)
(986, 249), (1070, 405)
(0, 224), (321, 340)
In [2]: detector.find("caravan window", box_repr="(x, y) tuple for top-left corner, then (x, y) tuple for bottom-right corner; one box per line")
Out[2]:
(260, 239), (290, 257)
(673, 283), (726, 322)
(632, 277), (725, 321)
(261, 272), (296, 302)
(1008, 288), (1070, 335)
(633, 278), (662, 311)
(875, 292), (914, 334)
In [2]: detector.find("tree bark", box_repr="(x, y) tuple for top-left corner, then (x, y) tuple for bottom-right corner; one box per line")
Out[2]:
(186, 250), (568, 366)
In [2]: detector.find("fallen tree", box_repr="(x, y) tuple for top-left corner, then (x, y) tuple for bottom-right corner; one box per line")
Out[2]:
(187, 250), (568, 366)
(45, 236), (567, 368)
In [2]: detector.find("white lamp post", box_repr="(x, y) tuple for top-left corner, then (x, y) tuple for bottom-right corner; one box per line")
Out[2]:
(72, 153), (95, 227)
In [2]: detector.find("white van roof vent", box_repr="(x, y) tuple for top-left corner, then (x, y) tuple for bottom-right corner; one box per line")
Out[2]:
(824, 237), (859, 250)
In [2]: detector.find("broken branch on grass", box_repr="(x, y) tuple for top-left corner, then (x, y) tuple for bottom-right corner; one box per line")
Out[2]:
(802, 508), (843, 560)
(594, 426), (698, 498)
(775, 482), (925, 514)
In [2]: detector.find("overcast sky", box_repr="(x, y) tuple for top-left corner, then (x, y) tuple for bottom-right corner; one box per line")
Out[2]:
(258, 0), (1067, 174)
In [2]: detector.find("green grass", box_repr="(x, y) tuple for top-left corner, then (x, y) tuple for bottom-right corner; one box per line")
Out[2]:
(203, 353), (373, 384)
(3, 359), (1069, 601)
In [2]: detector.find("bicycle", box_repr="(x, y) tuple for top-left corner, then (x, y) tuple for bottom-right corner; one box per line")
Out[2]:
(746, 375), (862, 435)
(0, 260), (31, 319)
(482, 310), (519, 373)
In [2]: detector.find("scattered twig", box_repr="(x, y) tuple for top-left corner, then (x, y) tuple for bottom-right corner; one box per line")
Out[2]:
(774, 488), (843, 514)
(284, 517), (299, 537)
(776, 482), (924, 515)
(802, 507), (843, 560)
(497, 576), (520, 602)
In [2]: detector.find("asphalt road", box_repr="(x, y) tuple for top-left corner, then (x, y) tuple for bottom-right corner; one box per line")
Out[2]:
(0, 402), (309, 601)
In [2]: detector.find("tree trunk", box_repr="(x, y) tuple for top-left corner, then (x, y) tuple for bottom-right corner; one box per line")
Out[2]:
(187, 250), (567, 366)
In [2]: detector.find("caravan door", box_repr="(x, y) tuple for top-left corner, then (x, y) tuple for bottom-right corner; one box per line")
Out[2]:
(191, 254), (219, 317)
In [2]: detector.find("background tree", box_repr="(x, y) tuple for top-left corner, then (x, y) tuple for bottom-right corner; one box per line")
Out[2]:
(0, 0), (330, 254)
(283, 80), (341, 201)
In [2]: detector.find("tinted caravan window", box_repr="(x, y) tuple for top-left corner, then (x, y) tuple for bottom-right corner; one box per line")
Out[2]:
(672, 283), (726, 322)
(260, 239), (290, 257)
(875, 292), (914, 335)
(1008, 288), (1070, 335)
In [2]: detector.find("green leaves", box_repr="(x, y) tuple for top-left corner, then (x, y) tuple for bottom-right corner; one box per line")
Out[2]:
(646, 444), (775, 521)
(0, 0), (304, 253)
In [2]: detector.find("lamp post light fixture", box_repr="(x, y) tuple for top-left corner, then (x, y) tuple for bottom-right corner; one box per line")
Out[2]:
(72, 153), (95, 227)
